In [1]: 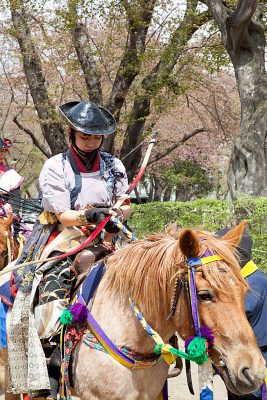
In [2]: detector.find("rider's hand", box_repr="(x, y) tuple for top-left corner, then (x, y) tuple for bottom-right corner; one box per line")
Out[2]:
(84, 207), (110, 224)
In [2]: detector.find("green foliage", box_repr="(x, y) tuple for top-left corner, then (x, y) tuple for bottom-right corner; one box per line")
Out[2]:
(162, 161), (213, 200)
(129, 197), (267, 272)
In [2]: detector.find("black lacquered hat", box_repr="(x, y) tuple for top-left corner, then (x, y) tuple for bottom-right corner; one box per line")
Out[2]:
(58, 100), (116, 135)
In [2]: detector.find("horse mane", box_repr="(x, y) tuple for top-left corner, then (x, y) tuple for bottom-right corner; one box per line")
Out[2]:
(104, 224), (247, 319)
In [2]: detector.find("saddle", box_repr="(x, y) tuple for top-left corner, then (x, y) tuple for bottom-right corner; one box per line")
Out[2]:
(37, 247), (110, 399)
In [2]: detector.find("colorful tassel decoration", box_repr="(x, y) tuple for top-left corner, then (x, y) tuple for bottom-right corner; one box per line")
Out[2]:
(69, 303), (88, 323)
(60, 309), (74, 325)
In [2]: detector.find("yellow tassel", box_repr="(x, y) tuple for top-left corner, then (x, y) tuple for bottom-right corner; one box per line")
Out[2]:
(159, 344), (177, 365)
(38, 211), (58, 225)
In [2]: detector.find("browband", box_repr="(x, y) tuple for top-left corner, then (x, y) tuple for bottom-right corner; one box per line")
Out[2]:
(186, 254), (223, 267)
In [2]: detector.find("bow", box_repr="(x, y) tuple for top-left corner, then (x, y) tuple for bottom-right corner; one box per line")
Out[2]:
(0, 131), (158, 276)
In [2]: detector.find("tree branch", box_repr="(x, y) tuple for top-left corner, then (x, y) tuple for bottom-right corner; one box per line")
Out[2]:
(13, 116), (51, 159)
(200, 0), (229, 41)
(148, 128), (207, 166)
(9, 0), (67, 155)
(226, 0), (258, 52)
(107, 0), (156, 119)
(121, 4), (211, 176)
(68, 0), (103, 104)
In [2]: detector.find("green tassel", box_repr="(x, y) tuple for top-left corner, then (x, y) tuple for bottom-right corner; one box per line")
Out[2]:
(60, 309), (73, 325)
(187, 336), (208, 365)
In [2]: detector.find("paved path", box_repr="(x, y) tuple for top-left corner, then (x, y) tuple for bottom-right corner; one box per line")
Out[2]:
(168, 361), (228, 399)
(0, 360), (228, 400)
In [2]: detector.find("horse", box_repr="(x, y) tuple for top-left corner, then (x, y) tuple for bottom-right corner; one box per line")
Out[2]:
(0, 221), (266, 400)
(0, 212), (19, 271)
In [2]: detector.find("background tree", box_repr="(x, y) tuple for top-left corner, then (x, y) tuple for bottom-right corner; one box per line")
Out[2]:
(9, 0), (67, 155)
(1, 0), (262, 200)
(200, 0), (267, 197)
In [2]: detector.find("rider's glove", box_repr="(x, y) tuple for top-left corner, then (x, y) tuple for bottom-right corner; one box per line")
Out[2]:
(84, 208), (110, 224)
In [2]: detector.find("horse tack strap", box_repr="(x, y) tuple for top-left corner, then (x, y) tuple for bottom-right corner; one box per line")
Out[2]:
(76, 294), (153, 369)
(84, 332), (160, 369)
(241, 260), (257, 278)
(186, 255), (223, 267)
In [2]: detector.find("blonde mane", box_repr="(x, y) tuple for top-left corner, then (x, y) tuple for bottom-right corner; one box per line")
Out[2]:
(104, 225), (247, 319)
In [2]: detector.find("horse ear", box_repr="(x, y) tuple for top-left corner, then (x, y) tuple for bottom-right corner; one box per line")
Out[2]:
(220, 220), (248, 248)
(179, 229), (200, 259)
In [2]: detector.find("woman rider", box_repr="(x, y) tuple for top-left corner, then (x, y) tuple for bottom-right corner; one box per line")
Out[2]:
(6, 100), (131, 398)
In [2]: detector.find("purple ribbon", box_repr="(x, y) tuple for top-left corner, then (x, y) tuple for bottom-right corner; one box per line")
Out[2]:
(77, 294), (134, 366)
(261, 382), (267, 400)
(190, 268), (200, 336)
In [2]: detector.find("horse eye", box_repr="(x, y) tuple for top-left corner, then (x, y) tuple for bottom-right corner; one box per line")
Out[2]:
(197, 290), (213, 302)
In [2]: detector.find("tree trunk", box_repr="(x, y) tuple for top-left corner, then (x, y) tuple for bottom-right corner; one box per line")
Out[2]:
(147, 175), (154, 202)
(163, 186), (172, 202)
(228, 33), (267, 196)
(153, 177), (162, 202)
(10, 0), (67, 156)
(103, 0), (156, 153)
(202, 0), (267, 196)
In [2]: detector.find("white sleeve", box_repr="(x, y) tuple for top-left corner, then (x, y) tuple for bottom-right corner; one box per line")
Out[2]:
(0, 169), (24, 192)
(113, 158), (129, 199)
(39, 155), (71, 214)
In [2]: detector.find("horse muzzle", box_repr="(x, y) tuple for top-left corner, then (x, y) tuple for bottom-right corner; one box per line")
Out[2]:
(210, 346), (266, 395)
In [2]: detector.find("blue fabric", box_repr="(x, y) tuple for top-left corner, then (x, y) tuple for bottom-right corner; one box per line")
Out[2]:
(80, 261), (106, 305)
(187, 257), (201, 267)
(200, 387), (213, 400)
(0, 281), (13, 305)
(0, 301), (8, 348)
(228, 269), (267, 400)
(66, 150), (82, 210)
(245, 269), (267, 347)
(13, 220), (56, 293)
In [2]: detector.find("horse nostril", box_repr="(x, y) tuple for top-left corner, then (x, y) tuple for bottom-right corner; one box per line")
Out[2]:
(241, 368), (254, 385)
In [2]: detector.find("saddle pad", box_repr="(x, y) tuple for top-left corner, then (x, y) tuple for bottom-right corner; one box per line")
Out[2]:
(79, 260), (105, 306)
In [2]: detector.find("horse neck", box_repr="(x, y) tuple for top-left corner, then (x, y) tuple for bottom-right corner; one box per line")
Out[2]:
(91, 277), (176, 354)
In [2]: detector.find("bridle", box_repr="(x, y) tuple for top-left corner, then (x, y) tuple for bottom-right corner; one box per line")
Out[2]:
(167, 253), (223, 320)
(166, 251), (228, 368)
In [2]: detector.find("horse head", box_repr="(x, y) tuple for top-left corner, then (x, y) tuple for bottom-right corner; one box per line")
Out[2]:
(175, 221), (266, 396)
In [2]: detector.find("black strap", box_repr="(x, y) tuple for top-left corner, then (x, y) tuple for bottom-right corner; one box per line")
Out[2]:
(185, 359), (195, 395)
(66, 150), (82, 210)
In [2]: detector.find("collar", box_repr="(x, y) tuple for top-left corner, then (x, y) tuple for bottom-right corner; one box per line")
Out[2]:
(69, 145), (100, 173)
